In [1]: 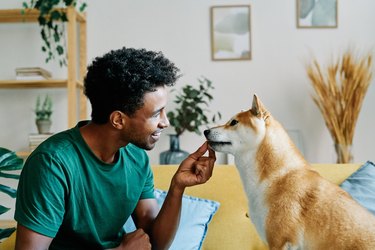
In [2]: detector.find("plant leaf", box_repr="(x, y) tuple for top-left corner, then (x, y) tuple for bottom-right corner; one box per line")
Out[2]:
(0, 205), (11, 215)
(0, 148), (23, 171)
(0, 227), (16, 240)
(0, 184), (17, 198)
(0, 172), (20, 179)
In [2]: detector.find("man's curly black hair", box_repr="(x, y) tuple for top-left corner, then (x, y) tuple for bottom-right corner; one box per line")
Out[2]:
(84, 47), (180, 124)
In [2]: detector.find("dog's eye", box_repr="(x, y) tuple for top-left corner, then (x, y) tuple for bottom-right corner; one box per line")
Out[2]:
(229, 119), (239, 126)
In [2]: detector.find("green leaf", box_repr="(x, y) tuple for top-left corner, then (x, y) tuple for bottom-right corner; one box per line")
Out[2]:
(0, 149), (23, 171)
(79, 2), (87, 12)
(0, 227), (16, 240)
(0, 205), (11, 215)
(50, 10), (61, 20)
(61, 13), (68, 22)
(56, 45), (64, 55)
(0, 172), (20, 179)
(0, 184), (17, 198)
(63, 0), (74, 6)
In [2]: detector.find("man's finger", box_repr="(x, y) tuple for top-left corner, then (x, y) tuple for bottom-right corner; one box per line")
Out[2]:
(208, 147), (216, 160)
(189, 142), (208, 160)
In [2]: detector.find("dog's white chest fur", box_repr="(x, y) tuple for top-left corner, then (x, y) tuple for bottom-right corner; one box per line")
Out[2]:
(235, 156), (269, 242)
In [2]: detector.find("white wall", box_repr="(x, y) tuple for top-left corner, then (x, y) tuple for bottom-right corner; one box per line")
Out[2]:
(0, 0), (374, 165)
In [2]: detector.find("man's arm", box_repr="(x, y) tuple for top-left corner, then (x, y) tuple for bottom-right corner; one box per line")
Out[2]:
(133, 141), (216, 250)
(15, 224), (53, 250)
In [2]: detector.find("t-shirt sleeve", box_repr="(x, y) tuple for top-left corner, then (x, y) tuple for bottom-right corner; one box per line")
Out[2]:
(15, 152), (66, 237)
(140, 158), (155, 200)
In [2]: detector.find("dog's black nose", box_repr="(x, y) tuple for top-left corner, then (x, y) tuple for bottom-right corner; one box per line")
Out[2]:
(204, 129), (210, 137)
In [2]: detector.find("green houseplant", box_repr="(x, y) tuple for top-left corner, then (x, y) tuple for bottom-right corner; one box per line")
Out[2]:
(35, 95), (53, 134)
(160, 76), (221, 164)
(22, 0), (87, 66)
(167, 76), (221, 136)
(0, 148), (23, 240)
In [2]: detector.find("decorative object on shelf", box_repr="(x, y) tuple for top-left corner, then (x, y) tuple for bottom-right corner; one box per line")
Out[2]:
(0, 147), (23, 240)
(22, 0), (87, 66)
(29, 133), (53, 151)
(306, 49), (373, 163)
(297, 0), (338, 28)
(35, 94), (53, 134)
(210, 5), (251, 61)
(15, 67), (52, 80)
(160, 76), (221, 164)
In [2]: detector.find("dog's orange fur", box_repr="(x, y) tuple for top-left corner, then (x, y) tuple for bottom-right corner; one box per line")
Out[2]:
(205, 94), (375, 249)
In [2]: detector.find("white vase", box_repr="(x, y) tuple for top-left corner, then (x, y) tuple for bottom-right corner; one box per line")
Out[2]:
(36, 119), (52, 134)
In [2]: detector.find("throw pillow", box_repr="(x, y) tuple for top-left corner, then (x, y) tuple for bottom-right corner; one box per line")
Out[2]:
(340, 161), (375, 215)
(124, 189), (220, 250)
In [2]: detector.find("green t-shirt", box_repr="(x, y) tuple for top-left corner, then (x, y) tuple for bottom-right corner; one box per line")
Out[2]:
(15, 121), (155, 249)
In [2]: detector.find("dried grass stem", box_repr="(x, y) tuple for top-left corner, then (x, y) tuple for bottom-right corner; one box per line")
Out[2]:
(307, 50), (373, 163)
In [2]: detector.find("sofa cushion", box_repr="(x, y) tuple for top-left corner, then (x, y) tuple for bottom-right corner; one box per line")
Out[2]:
(340, 161), (375, 215)
(124, 188), (220, 250)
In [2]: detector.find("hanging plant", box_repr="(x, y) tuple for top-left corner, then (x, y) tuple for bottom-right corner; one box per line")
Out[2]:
(22, 0), (87, 67)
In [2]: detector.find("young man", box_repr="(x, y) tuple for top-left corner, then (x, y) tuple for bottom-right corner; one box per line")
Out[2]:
(14, 47), (216, 250)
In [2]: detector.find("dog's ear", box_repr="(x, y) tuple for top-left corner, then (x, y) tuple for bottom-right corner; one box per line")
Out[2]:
(251, 94), (269, 120)
(251, 94), (262, 116)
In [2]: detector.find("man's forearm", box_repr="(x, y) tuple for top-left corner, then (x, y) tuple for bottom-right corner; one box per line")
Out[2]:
(150, 183), (184, 250)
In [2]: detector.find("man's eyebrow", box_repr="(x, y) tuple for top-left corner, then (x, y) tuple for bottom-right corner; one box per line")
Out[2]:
(151, 107), (164, 116)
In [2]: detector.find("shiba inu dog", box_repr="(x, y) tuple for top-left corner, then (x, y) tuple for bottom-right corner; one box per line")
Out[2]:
(204, 94), (375, 249)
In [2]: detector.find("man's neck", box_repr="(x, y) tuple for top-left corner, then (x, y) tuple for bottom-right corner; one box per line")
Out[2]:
(79, 122), (126, 164)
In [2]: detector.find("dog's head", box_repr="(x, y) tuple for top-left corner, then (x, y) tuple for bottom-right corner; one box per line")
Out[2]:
(204, 94), (270, 155)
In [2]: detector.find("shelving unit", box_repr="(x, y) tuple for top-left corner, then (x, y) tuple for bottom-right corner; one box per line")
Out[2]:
(0, 8), (87, 157)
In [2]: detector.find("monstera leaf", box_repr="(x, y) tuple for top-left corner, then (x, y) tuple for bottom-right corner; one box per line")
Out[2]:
(0, 147), (23, 239)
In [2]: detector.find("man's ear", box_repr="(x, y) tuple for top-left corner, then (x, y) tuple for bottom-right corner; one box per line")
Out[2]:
(110, 111), (126, 129)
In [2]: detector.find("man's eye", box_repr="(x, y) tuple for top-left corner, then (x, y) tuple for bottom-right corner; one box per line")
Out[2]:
(229, 120), (238, 126)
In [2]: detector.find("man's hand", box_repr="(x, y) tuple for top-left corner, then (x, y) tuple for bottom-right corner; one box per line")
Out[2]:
(172, 141), (216, 192)
(114, 229), (151, 250)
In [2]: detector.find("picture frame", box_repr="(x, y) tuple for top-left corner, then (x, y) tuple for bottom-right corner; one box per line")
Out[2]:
(297, 0), (337, 28)
(210, 5), (251, 61)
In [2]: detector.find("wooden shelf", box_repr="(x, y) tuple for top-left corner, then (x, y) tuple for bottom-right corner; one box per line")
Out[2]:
(0, 7), (87, 129)
(0, 79), (84, 89)
(0, 8), (86, 23)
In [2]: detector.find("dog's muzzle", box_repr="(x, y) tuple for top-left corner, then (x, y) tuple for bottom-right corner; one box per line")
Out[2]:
(204, 129), (232, 147)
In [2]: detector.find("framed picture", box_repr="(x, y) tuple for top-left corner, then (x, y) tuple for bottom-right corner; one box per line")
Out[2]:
(210, 5), (251, 61)
(297, 0), (337, 28)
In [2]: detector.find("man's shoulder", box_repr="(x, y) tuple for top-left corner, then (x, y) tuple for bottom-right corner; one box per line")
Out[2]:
(27, 127), (81, 164)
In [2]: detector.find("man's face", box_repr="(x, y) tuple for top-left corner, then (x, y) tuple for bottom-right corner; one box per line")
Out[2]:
(124, 86), (170, 150)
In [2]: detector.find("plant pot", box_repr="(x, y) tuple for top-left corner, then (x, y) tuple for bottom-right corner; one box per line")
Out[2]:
(36, 119), (52, 134)
(160, 134), (189, 164)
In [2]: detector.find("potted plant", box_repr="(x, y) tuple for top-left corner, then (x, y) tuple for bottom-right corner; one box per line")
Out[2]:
(35, 94), (53, 134)
(160, 76), (221, 164)
(22, 0), (87, 66)
(0, 148), (23, 240)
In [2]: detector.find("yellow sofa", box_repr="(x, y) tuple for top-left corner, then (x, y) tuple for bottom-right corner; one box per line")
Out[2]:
(0, 163), (363, 250)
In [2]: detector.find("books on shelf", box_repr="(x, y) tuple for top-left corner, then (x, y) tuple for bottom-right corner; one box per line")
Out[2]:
(29, 133), (53, 151)
(15, 67), (52, 80)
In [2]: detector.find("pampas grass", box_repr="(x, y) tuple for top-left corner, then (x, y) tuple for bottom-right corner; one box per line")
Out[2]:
(307, 49), (373, 163)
